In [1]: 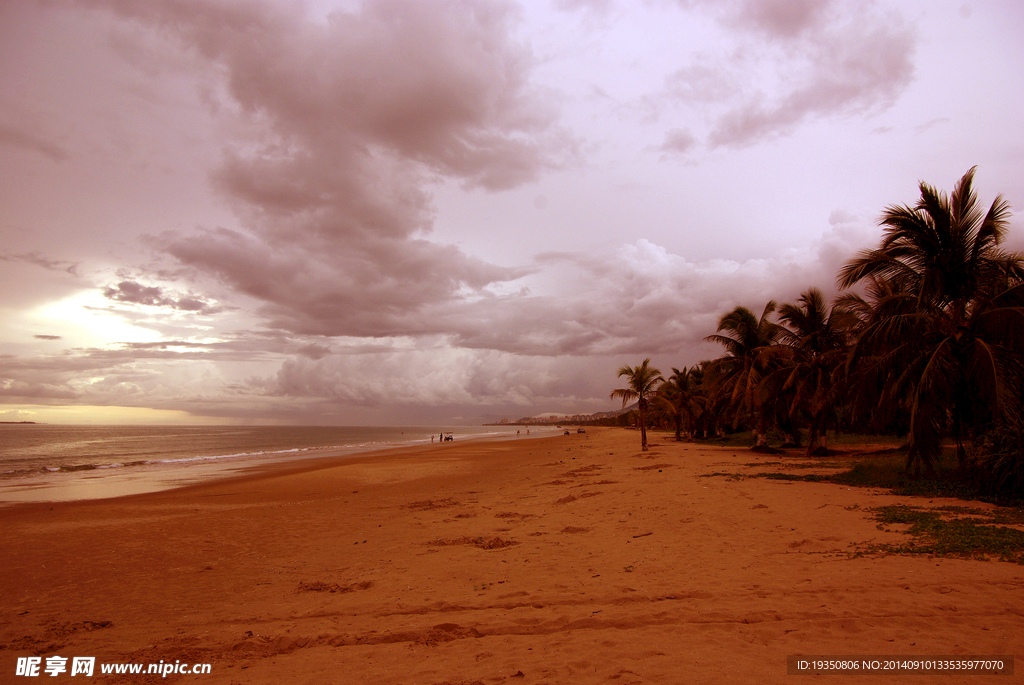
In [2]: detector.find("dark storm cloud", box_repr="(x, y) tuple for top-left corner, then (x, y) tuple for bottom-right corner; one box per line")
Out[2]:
(79, 0), (571, 342)
(158, 227), (530, 336)
(71, 0), (899, 362)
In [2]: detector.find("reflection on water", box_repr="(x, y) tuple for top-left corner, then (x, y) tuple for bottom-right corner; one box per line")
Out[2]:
(0, 424), (562, 504)
(0, 459), (258, 503)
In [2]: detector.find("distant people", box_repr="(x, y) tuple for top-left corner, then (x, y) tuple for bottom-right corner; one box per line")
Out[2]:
(431, 434), (435, 443)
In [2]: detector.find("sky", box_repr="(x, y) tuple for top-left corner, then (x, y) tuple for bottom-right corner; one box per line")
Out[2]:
(1, 0), (1023, 425)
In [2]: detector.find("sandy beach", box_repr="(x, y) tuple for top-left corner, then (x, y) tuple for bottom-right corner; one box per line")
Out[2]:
(2, 428), (1020, 684)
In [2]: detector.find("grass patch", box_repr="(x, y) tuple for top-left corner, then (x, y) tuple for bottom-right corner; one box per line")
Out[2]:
(863, 504), (1024, 563)
(753, 472), (830, 482)
(715, 447), (1024, 506)
(698, 471), (744, 481)
(833, 464), (980, 500)
(826, 432), (904, 448)
(742, 460), (848, 470)
(698, 441), (1024, 564)
(689, 430), (904, 450)
(692, 431), (758, 448)
(826, 449), (1024, 504)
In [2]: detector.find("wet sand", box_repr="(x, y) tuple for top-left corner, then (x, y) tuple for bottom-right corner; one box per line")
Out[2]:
(1, 428), (1020, 683)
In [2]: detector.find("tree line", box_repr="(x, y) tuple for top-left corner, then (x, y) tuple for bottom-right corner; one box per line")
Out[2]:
(609, 168), (1024, 494)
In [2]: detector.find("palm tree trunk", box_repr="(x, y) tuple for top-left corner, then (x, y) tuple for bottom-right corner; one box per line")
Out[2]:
(639, 405), (649, 450)
(754, 412), (768, 448)
(805, 417), (828, 456)
(952, 405), (970, 472)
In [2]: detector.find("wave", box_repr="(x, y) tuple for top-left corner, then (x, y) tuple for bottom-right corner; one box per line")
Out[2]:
(0, 438), (429, 480)
(0, 426), (553, 484)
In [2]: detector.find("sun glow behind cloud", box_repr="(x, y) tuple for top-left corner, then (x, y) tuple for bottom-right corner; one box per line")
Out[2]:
(0, 404), (233, 425)
(30, 291), (165, 348)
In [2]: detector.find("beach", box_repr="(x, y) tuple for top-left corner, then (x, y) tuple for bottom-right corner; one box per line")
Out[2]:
(0, 425), (558, 505)
(1, 427), (1020, 683)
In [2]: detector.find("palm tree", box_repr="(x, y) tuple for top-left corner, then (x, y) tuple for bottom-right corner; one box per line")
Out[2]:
(657, 366), (705, 441)
(833, 275), (914, 436)
(611, 359), (664, 451)
(769, 288), (854, 456)
(837, 167), (1024, 475)
(704, 302), (786, 448)
(689, 362), (719, 438)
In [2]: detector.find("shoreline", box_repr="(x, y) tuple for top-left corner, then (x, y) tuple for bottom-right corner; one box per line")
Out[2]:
(0, 425), (562, 506)
(2, 428), (1020, 683)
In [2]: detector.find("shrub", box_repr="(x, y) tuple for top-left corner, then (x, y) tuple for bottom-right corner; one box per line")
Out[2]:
(974, 415), (1024, 498)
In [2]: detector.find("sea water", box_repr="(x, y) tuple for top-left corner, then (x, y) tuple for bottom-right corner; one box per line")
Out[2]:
(0, 424), (556, 504)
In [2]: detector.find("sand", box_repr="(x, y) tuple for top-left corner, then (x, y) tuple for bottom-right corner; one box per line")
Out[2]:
(1, 428), (1020, 684)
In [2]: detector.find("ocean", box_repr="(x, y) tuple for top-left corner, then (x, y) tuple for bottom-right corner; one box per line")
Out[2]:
(0, 424), (557, 504)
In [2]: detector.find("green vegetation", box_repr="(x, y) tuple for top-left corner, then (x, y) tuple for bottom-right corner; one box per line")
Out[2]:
(618, 168), (1024, 496)
(864, 504), (1024, 564)
(703, 446), (1024, 505)
(698, 448), (1024, 562)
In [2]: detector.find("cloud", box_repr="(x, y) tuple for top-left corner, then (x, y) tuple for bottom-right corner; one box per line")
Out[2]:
(914, 117), (950, 135)
(0, 122), (69, 162)
(0, 376), (80, 401)
(664, 0), (916, 148)
(33, 335), (63, 340)
(103, 279), (225, 314)
(0, 409), (37, 421)
(1, 252), (81, 276)
(371, 218), (880, 360)
(0, 337), (268, 410)
(729, 0), (830, 38)
(157, 227), (529, 336)
(95, 0), (569, 192)
(0, 219), (880, 420)
(259, 220), (881, 411)
(270, 344), (615, 411)
(553, 0), (613, 15)
(708, 29), (915, 147)
(659, 128), (697, 156)
(74, 0), (572, 343)
(69, 0), (891, 367)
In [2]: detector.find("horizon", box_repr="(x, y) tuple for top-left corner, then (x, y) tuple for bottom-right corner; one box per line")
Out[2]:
(2, 0), (1023, 426)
